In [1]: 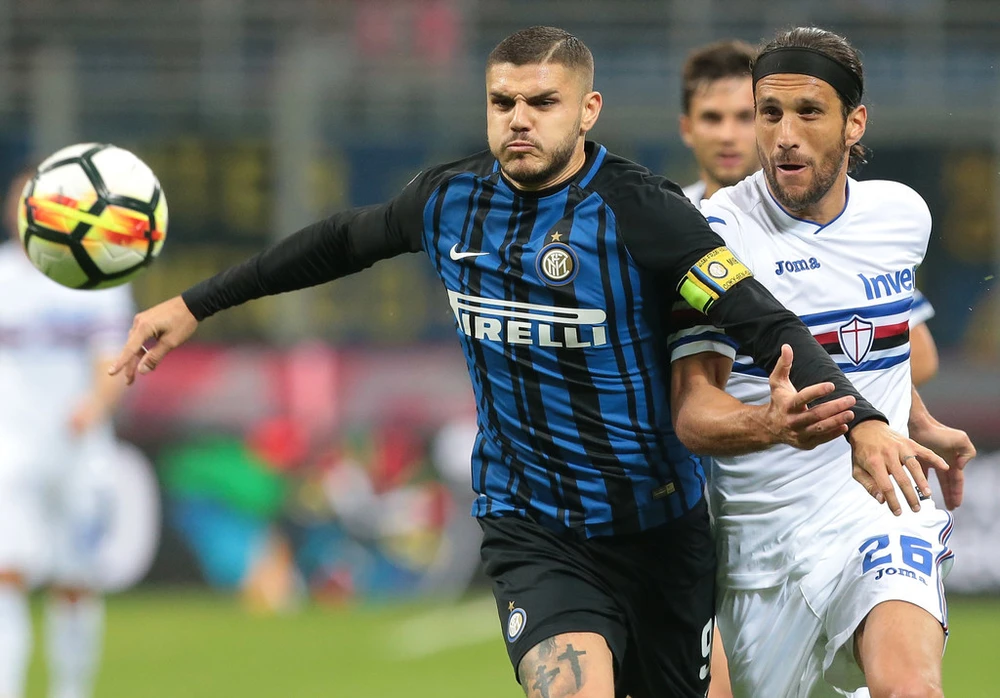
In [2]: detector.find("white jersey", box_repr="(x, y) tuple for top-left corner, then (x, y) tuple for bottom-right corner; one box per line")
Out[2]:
(669, 171), (931, 588)
(681, 180), (707, 207)
(0, 242), (133, 444)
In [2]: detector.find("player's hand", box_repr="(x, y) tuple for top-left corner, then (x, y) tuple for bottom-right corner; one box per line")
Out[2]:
(108, 296), (198, 385)
(847, 420), (949, 516)
(763, 344), (856, 449)
(67, 398), (105, 436)
(909, 420), (975, 510)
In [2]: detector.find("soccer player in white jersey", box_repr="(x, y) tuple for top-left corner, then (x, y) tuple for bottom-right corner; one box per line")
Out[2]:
(0, 170), (134, 698)
(669, 27), (976, 698)
(675, 38), (945, 698)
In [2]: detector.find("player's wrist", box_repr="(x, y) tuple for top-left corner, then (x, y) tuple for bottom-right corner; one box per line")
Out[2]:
(753, 404), (785, 447)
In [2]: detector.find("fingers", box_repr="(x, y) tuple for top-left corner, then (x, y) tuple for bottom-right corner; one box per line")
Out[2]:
(109, 317), (156, 380)
(137, 339), (171, 376)
(876, 460), (904, 516)
(892, 457), (925, 513)
(852, 464), (884, 505)
(793, 395), (855, 423)
(789, 382), (840, 409)
(941, 469), (965, 510)
(768, 344), (793, 388)
(798, 413), (852, 448)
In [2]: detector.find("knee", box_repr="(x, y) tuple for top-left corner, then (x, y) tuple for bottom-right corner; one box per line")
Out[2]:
(870, 680), (943, 698)
(50, 586), (97, 603)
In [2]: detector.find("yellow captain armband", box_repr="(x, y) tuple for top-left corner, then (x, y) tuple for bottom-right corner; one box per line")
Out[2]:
(676, 247), (753, 313)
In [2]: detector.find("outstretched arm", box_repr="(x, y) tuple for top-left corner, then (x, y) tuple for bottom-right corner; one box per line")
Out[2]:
(110, 189), (427, 383)
(671, 346), (856, 456)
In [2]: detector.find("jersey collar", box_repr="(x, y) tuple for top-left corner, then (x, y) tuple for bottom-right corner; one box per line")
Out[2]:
(756, 172), (854, 236)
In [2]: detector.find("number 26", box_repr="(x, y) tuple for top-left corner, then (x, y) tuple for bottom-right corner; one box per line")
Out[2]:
(859, 534), (933, 575)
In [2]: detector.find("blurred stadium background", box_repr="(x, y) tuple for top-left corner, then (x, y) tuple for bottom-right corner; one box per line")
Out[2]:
(1, 0), (998, 695)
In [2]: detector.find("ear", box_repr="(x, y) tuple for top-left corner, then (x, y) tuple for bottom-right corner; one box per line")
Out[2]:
(679, 113), (694, 148)
(845, 104), (867, 147)
(579, 91), (603, 134)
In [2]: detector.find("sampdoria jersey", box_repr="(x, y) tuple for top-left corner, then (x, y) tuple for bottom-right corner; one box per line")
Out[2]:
(0, 242), (133, 443)
(184, 142), (883, 539)
(681, 180), (707, 207)
(669, 171), (931, 587)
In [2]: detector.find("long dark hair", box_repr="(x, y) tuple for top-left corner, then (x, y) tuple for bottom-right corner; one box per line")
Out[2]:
(755, 27), (870, 173)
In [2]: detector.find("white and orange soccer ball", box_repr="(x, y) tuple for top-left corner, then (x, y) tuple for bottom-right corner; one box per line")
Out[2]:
(17, 143), (167, 289)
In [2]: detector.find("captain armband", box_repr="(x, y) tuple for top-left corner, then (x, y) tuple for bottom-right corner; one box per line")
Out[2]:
(676, 247), (753, 313)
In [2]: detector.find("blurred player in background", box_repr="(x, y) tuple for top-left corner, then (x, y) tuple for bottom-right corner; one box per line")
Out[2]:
(678, 40), (759, 206)
(109, 25), (948, 698)
(670, 27), (975, 697)
(0, 170), (134, 698)
(676, 39), (759, 698)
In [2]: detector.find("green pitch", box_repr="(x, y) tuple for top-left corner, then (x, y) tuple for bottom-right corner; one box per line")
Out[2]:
(24, 591), (1000, 697)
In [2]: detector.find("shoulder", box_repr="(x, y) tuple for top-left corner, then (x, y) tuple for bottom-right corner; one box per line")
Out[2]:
(405, 151), (496, 199)
(697, 177), (768, 261)
(851, 179), (932, 230)
(586, 151), (696, 222)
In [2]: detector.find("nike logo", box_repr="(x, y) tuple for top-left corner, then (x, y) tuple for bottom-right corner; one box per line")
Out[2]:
(449, 243), (490, 261)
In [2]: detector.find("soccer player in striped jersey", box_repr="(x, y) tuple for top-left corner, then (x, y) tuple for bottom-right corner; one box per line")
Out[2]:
(669, 27), (976, 698)
(110, 26), (947, 698)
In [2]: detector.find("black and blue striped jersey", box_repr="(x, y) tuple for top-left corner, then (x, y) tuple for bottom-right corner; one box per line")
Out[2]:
(184, 141), (884, 538)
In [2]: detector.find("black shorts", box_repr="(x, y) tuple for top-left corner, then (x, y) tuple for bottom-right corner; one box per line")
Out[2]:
(479, 501), (716, 698)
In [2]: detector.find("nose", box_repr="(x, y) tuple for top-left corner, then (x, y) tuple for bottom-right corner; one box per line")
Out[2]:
(775, 117), (798, 151)
(509, 100), (530, 132)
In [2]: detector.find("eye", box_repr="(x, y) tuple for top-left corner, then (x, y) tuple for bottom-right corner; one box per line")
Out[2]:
(759, 106), (781, 120)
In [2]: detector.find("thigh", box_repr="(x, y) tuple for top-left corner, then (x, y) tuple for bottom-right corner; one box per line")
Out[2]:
(0, 448), (52, 579)
(717, 584), (827, 698)
(517, 632), (616, 698)
(479, 516), (628, 693)
(854, 600), (944, 697)
(50, 447), (114, 589)
(611, 502), (717, 698)
(823, 507), (953, 692)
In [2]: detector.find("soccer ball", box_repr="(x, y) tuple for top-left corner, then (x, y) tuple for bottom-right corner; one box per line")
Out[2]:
(17, 143), (167, 289)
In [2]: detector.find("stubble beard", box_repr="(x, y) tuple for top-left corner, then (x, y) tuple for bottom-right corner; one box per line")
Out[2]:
(500, 123), (581, 188)
(760, 139), (847, 213)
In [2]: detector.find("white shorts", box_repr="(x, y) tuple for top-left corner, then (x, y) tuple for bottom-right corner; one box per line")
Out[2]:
(0, 431), (115, 588)
(717, 504), (954, 698)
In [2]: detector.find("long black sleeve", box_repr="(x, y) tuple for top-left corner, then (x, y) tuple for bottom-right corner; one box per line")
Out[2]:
(181, 165), (444, 320)
(182, 203), (418, 320)
(706, 278), (887, 426)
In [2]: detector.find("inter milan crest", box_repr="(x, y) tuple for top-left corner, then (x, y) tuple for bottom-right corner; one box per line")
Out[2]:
(507, 607), (527, 642)
(838, 315), (875, 365)
(536, 232), (579, 286)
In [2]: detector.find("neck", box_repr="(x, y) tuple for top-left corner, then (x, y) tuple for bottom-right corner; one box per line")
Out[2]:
(701, 173), (723, 200)
(507, 141), (587, 192)
(769, 168), (849, 225)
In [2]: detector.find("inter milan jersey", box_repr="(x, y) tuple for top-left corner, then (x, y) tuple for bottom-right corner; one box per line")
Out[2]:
(184, 141), (883, 538)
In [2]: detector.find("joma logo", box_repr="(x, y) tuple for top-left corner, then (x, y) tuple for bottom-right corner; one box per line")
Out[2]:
(774, 258), (821, 275)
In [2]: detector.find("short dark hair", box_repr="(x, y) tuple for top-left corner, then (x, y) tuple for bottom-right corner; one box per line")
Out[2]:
(487, 26), (594, 89)
(755, 27), (869, 173)
(681, 40), (756, 114)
